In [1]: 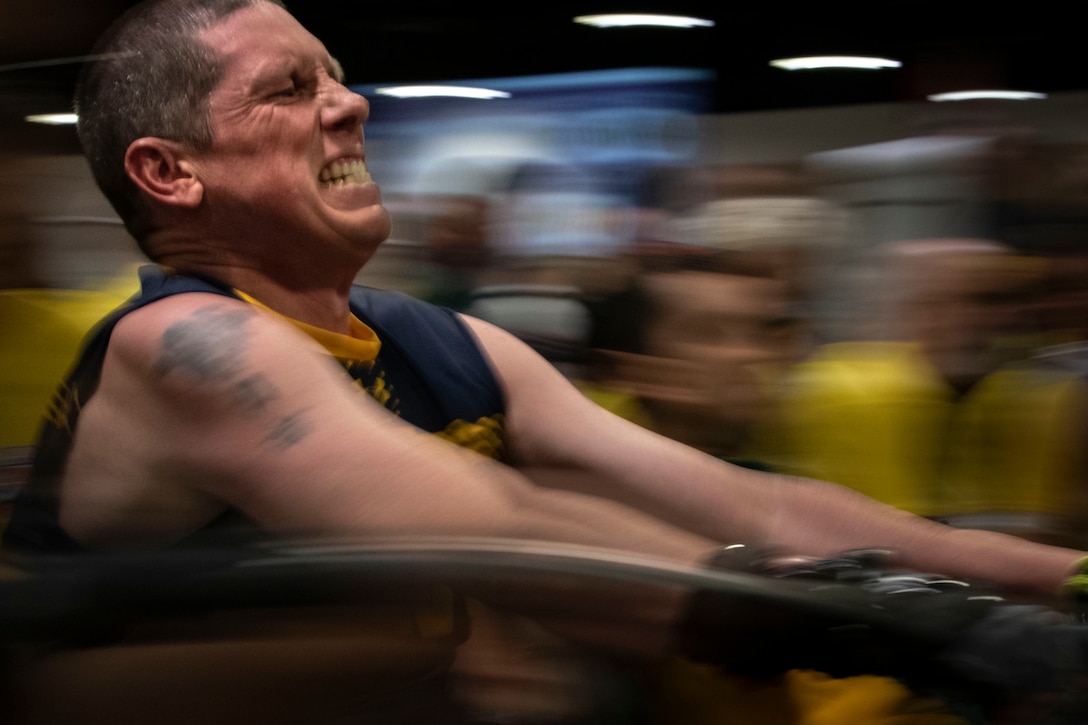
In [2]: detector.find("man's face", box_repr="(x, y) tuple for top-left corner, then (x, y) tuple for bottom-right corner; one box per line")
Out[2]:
(618, 271), (800, 455)
(192, 3), (390, 263)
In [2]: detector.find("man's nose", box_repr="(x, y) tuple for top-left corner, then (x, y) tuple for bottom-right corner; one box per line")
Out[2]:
(320, 79), (369, 133)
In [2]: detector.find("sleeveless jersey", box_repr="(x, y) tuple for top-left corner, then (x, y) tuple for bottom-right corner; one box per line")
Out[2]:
(3, 266), (506, 555)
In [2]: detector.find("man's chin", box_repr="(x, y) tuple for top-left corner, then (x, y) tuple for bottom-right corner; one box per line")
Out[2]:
(343, 210), (392, 255)
(325, 195), (388, 235)
(362, 207), (392, 244)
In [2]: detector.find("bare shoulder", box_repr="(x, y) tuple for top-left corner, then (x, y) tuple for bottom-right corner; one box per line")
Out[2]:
(62, 292), (364, 543)
(108, 292), (347, 407)
(457, 314), (630, 465)
(457, 314), (566, 388)
(61, 292), (288, 545)
(457, 314), (580, 414)
(108, 292), (304, 377)
(106, 291), (366, 450)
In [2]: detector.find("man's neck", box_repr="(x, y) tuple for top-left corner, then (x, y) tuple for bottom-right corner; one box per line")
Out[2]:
(153, 256), (358, 334)
(145, 224), (372, 333)
(213, 270), (356, 334)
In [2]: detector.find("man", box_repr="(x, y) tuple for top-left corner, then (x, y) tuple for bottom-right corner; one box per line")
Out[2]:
(3, 0), (1086, 696)
(592, 269), (800, 463)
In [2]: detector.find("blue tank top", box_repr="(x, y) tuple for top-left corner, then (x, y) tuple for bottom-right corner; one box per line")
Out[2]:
(4, 266), (506, 555)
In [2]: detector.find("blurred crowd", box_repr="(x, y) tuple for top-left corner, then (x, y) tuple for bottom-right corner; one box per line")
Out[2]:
(361, 136), (1088, 553)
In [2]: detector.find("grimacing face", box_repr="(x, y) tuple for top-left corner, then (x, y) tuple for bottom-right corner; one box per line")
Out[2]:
(189, 3), (390, 263)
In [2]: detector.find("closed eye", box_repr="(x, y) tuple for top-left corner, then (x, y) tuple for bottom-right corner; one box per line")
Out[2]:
(271, 74), (316, 100)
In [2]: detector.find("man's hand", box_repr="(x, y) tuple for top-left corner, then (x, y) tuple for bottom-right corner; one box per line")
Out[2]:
(680, 546), (1088, 709)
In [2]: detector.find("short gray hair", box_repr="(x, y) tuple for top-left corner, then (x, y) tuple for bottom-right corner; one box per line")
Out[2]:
(75, 0), (286, 249)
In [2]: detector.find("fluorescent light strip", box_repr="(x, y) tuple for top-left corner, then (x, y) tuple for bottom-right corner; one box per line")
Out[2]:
(928, 90), (1047, 102)
(770, 56), (901, 70)
(375, 85), (511, 99)
(574, 14), (714, 28)
(25, 113), (78, 125)
(0, 51), (135, 74)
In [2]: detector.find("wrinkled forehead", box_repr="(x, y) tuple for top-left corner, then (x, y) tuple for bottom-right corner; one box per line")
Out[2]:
(200, 2), (342, 82)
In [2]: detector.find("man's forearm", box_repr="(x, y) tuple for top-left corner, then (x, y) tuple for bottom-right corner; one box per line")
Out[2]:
(763, 473), (1083, 597)
(524, 461), (1082, 596)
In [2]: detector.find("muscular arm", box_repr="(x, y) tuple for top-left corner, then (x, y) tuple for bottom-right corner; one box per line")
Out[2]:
(61, 293), (714, 568)
(462, 316), (1084, 597)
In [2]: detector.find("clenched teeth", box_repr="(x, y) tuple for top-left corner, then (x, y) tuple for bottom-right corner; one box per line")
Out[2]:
(319, 159), (372, 185)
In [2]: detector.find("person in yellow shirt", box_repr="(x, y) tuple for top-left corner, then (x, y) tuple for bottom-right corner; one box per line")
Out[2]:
(778, 240), (1086, 544)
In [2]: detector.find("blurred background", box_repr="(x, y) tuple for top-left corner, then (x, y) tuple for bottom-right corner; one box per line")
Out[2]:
(2, 0), (1087, 544)
(3, 4), (1088, 723)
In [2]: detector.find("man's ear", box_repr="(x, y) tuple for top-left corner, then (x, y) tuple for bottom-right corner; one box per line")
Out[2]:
(124, 138), (204, 208)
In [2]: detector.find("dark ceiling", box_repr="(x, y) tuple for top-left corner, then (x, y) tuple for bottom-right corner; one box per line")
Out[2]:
(1, 1), (1084, 153)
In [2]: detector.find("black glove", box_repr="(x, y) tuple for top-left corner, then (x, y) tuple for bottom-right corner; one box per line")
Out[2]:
(678, 545), (1085, 696)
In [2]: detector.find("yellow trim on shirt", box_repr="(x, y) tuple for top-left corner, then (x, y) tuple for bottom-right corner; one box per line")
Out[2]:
(233, 290), (381, 363)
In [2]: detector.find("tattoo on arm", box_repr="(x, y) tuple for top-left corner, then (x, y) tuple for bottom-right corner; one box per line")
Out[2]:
(154, 304), (313, 449)
(154, 305), (256, 380)
(265, 411), (313, 450)
(235, 374), (278, 413)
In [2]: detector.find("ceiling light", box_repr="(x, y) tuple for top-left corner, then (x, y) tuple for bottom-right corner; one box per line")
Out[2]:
(374, 85), (511, 99)
(25, 113), (78, 125)
(770, 56), (901, 71)
(927, 90), (1047, 102)
(574, 14), (714, 28)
